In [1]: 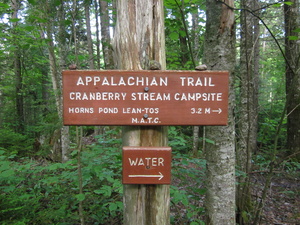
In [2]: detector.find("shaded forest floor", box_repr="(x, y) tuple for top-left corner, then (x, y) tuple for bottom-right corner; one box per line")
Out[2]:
(171, 158), (300, 225)
(252, 173), (300, 225)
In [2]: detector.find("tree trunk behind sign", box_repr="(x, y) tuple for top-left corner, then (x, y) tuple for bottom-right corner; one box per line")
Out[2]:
(236, 0), (260, 223)
(284, 0), (300, 160)
(203, 0), (236, 224)
(99, 0), (114, 69)
(84, 1), (95, 70)
(113, 0), (169, 224)
(11, 0), (25, 134)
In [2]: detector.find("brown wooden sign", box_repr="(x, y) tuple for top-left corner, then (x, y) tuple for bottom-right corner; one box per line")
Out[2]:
(122, 147), (171, 184)
(63, 70), (229, 125)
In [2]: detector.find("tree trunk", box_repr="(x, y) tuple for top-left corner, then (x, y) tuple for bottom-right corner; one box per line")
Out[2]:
(85, 1), (95, 69)
(192, 6), (200, 63)
(12, 0), (24, 133)
(236, 0), (260, 223)
(192, 126), (199, 157)
(191, 6), (202, 157)
(203, 0), (236, 224)
(99, 0), (114, 69)
(45, 1), (70, 162)
(113, 0), (169, 224)
(94, 0), (101, 69)
(284, 0), (300, 160)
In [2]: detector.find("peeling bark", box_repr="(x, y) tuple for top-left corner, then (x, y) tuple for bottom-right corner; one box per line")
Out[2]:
(113, 1), (169, 224)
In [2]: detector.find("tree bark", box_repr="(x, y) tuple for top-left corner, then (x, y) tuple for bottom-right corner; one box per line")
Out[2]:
(284, 0), (300, 160)
(84, 1), (95, 69)
(12, 0), (24, 133)
(192, 125), (199, 157)
(192, 6), (201, 157)
(94, 0), (101, 69)
(113, 1), (169, 224)
(236, 0), (260, 223)
(203, 0), (236, 224)
(99, 0), (114, 69)
(44, 1), (70, 162)
(192, 6), (200, 63)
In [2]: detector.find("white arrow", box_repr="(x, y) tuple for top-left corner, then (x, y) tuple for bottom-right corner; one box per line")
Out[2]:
(128, 172), (164, 180)
(212, 108), (222, 114)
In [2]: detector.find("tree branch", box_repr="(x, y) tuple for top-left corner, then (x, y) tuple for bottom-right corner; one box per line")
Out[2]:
(216, 0), (295, 76)
(174, 0), (196, 68)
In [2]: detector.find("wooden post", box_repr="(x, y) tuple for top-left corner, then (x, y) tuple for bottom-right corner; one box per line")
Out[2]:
(113, 0), (170, 224)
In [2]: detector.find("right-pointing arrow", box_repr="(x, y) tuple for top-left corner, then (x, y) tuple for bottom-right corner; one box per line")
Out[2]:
(128, 172), (164, 180)
(212, 108), (222, 114)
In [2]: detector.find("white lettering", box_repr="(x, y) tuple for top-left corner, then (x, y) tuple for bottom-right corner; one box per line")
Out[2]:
(102, 77), (110, 85)
(128, 157), (165, 167)
(205, 108), (211, 114)
(158, 158), (164, 166)
(138, 158), (144, 166)
(129, 158), (138, 166)
(68, 107), (94, 113)
(174, 93), (222, 101)
(119, 77), (126, 86)
(76, 77), (85, 85)
(86, 76), (92, 85)
(180, 76), (215, 86)
(94, 76), (100, 85)
(128, 77), (135, 85)
(76, 76), (169, 86)
(131, 93), (171, 101)
(69, 92), (127, 100)
(98, 108), (118, 113)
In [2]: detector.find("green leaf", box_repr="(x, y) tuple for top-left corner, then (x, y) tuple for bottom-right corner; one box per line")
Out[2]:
(0, 161), (11, 171)
(293, 28), (300, 33)
(9, 18), (21, 23)
(27, 0), (36, 5)
(272, 3), (282, 7)
(49, 163), (60, 170)
(288, 36), (298, 40)
(169, 32), (179, 41)
(109, 202), (117, 212)
(94, 185), (112, 196)
(179, 30), (186, 37)
(75, 193), (85, 202)
(24, 26), (35, 32)
(64, 20), (72, 26)
(1, 169), (15, 177)
(205, 138), (215, 144)
(190, 221), (199, 225)
(0, 3), (10, 9)
(93, 189), (102, 194)
(284, 1), (294, 6)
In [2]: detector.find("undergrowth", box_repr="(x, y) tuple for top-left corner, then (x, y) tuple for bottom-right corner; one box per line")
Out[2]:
(0, 127), (207, 224)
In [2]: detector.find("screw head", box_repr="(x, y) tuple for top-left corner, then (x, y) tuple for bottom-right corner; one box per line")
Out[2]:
(144, 87), (149, 92)
(143, 114), (148, 119)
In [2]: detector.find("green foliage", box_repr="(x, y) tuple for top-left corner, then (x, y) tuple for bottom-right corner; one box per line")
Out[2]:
(0, 128), (33, 156)
(171, 152), (206, 224)
(169, 126), (193, 153)
(164, 0), (206, 70)
(0, 137), (123, 224)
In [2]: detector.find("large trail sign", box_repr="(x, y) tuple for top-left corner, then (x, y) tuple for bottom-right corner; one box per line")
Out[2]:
(63, 70), (229, 126)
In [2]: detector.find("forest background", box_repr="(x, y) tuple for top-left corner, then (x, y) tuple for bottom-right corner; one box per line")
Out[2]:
(0, 0), (299, 224)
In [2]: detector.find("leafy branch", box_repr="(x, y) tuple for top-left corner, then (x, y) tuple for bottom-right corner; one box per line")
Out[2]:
(174, 0), (196, 68)
(216, 0), (296, 76)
